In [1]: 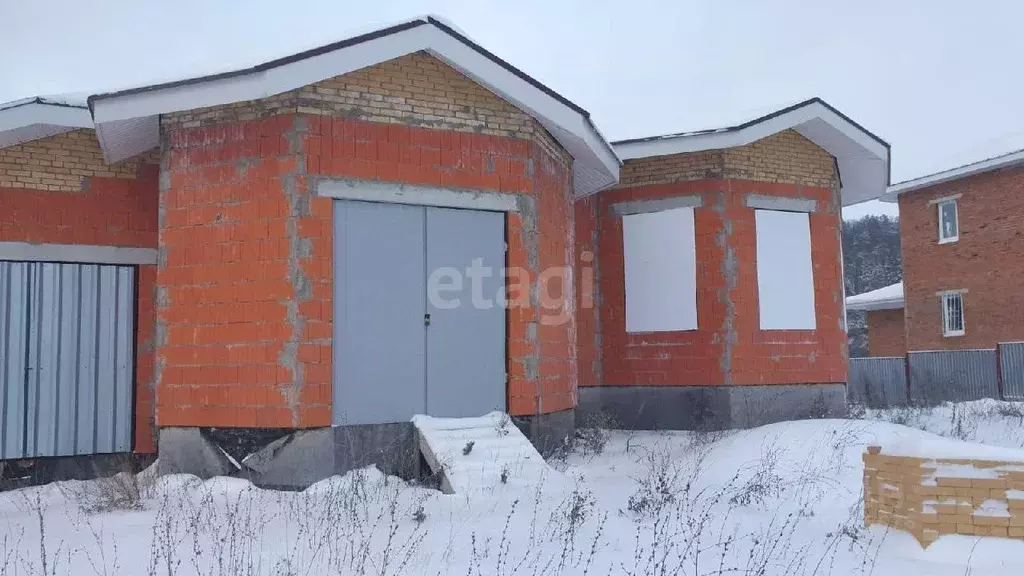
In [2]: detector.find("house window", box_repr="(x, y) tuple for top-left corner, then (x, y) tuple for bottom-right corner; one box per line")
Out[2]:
(755, 209), (816, 330)
(622, 207), (698, 332)
(938, 199), (959, 243)
(941, 292), (965, 337)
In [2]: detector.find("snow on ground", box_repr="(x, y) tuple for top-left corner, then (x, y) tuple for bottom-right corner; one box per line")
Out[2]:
(2, 414), (1024, 575)
(856, 398), (1024, 449)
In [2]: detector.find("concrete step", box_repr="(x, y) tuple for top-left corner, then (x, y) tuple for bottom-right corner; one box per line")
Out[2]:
(411, 412), (551, 494)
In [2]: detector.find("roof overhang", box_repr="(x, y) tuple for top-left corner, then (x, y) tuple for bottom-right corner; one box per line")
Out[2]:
(88, 16), (620, 197)
(0, 97), (93, 149)
(845, 282), (904, 312)
(612, 99), (890, 207)
(882, 148), (1024, 202)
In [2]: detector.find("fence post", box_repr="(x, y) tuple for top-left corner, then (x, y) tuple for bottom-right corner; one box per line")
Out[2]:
(904, 352), (913, 405)
(996, 343), (1006, 401)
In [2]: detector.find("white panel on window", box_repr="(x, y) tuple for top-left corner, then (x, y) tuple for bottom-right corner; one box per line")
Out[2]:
(623, 207), (698, 332)
(755, 210), (816, 330)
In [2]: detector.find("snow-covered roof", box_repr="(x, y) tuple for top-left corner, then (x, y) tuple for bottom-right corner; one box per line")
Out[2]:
(0, 95), (93, 149)
(845, 282), (904, 311)
(883, 146), (1024, 201)
(612, 98), (891, 207)
(86, 15), (620, 197)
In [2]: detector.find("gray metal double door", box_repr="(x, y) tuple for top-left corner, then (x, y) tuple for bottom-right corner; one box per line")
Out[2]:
(333, 200), (506, 425)
(1, 261), (135, 459)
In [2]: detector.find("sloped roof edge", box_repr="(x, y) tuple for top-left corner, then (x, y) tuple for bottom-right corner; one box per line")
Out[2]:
(845, 282), (904, 311)
(611, 98), (891, 207)
(87, 15), (620, 196)
(0, 96), (93, 149)
(882, 147), (1024, 202)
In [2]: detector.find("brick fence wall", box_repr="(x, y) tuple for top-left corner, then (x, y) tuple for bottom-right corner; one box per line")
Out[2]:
(0, 129), (160, 453)
(863, 445), (1024, 546)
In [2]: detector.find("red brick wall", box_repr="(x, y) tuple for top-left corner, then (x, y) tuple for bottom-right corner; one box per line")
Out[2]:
(899, 166), (1024, 350)
(577, 179), (846, 387)
(866, 309), (906, 357)
(0, 140), (159, 453)
(157, 115), (575, 428)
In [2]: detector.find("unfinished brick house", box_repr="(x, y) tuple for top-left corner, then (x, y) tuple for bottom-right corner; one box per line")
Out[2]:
(0, 17), (889, 486)
(874, 149), (1024, 352)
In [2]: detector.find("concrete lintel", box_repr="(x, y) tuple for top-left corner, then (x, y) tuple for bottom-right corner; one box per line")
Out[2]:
(745, 194), (818, 213)
(928, 193), (962, 205)
(612, 195), (703, 216)
(0, 242), (158, 265)
(315, 178), (519, 212)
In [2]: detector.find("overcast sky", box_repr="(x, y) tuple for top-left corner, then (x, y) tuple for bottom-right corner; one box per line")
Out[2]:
(3, 0), (1022, 220)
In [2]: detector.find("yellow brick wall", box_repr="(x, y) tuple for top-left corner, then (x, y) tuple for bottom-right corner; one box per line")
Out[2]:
(161, 51), (570, 169)
(0, 129), (151, 192)
(615, 129), (838, 189)
(863, 446), (1024, 547)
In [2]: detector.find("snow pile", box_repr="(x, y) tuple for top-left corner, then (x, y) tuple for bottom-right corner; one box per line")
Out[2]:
(2, 417), (1024, 574)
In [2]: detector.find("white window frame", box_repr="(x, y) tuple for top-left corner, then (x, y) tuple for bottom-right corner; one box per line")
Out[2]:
(940, 291), (965, 337)
(937, 198), (959, 244)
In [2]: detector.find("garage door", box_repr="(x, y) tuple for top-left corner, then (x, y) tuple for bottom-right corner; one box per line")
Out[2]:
(0, 261), (135, 459)
(333, 200), (506, 425)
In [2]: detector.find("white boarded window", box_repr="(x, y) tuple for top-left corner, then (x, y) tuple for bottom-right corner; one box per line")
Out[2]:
(755, 210), (816, 330)
(623, 207), (697, 332)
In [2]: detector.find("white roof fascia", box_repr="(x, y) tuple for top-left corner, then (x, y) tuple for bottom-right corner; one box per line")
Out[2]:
(612, 100), (889, 206)
(89, 19), (619, 194)
(883, 149), (1024, 202)
(845, 282), (905, 311)
(0, 100), (94, 149)
(613, 101), (887, 162)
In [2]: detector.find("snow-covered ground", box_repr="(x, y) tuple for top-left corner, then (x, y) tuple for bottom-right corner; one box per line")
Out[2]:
(855, 398), (1024, 449)
(2, 407), (1024, 575)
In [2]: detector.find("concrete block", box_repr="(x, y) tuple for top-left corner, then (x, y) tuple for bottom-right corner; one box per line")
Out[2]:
(240, 428), (335, 490)
(157, 428), (237, 478)
(333, 422), (421, 480)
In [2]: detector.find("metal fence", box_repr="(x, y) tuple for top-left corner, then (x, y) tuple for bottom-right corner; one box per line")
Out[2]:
(1000, 342), (1024, 401)
(1, 261), (136, 459)
(908, 349), (999, 405)
(849, 344), (1024, 408)
(848, 357), (907, 408)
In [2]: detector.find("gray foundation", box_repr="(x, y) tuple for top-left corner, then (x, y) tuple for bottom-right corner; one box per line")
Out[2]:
(157, 423), (423, 490)
(157, 412), (576, 489)
(513, 408), (576, 456)
(577, 383), (846, 431)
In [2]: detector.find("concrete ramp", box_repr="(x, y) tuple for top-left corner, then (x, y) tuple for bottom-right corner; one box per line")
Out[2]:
(411, 412), (552, 494)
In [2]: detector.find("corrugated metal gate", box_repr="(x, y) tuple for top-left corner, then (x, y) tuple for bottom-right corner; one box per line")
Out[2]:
(1, 261), (135, 459)
(999, 342), (1024, 401)
(907, 349), (999, 405)
(848, 357), (907, 408)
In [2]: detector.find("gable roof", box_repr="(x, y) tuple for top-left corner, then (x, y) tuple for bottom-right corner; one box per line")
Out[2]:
(0, 96), (93, 149)
(883, 147), (1024, 201)
(86, 15), (620, 197)
(845, 282), (904, 311)
(612, 98), (891, 207)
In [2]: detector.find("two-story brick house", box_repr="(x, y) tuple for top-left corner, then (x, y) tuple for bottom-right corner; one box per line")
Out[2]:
(857, 149), (1024, 354)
